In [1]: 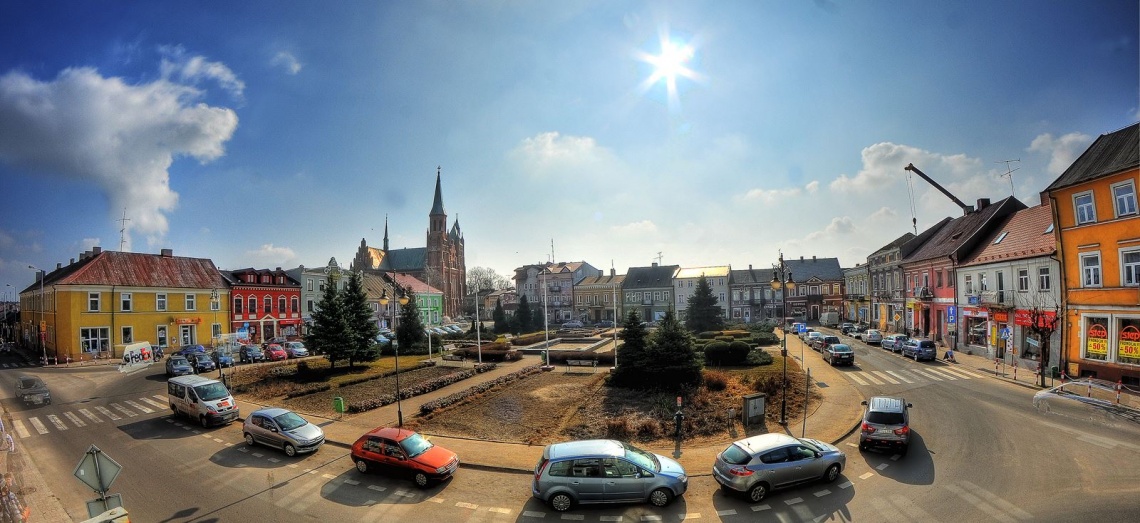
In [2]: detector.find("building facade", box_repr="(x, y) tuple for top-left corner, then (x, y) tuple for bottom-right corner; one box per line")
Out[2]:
(867, 233), (918, 333)
(674, 266), (731, 320)
(728, 265), (777, 323)
(1045, 123), (1140, 384)
(622, 264), (680, 322)
(286, 258), (350, 337)
(222, 267), (302, 344)
(784, 256), (844, 321)
(512, 261), (598, 324)
(842, 264), (869, 323)
(574, 269), (624, 323)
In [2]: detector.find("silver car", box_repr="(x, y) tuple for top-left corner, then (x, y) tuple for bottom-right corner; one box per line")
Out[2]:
(243, 407), (325, 456)
(863, 329), (884, 344)
(533, 439), (687, 512)
(713, 433), (846, 502)
(283, 341), (309, 358)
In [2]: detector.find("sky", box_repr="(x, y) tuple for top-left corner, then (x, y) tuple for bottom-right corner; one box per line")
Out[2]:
(1, 1), (1137, 296)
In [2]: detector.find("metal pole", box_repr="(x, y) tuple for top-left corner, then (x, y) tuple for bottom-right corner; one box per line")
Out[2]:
(803, 368), (810, 437)
(543, 265), (550, 365)
(779, 254), (788, 427)
(475, 286), (482, 364)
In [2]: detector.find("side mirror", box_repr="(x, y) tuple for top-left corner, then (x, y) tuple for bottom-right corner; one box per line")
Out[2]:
(270, 427), (279, 433)
(860, 400), (868, 405)
(906, 403), (913, 408)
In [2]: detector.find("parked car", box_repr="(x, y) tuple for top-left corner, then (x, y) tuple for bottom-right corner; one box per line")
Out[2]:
(822, 343), (855, 366)
(901, 339), (937, 361)
(849, 326), (867, 340)
(862, 329), (884, 345)
(243, 407), (325, 456)
(811, 335), (841, 352)
(881, 334), (909, 352)
(264, 344), (288, 361)
(263, 336), (288, 348)
(561, 320), (584, 329)
(15, 375), (51, 406)
(839, 323), (855, 334)
(533, 439), (687, 512)
(212, 350), (235, 368)
(239, 344), (265, 364)
(351, 427), (460, 488)
(859, 396), (912, 455)
(188, 352), (217, 374)
(805, 331), (824, 347)
(165, 356), (194, 377)
(283, 341), (309, 358)
(595, 320), (615, 328)
(174, 344), (207, 357)
(712, 433), (845, 503)
(798, 327), (816, 341)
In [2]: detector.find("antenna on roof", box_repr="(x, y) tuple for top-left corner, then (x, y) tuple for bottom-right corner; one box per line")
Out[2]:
(996, 159), (1020, 200)
(654, 252), (664, 264)
(117, 207), (131, 252)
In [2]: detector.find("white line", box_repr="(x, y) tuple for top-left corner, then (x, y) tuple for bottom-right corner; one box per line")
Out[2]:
(861, 372), (885, 385)
(213, 438), (224, 443)
(28, 418), (48, 435)
(859, 472), (875, 479)
(141, 397), (167, 409)
(320, 473), (334, 479)
(848, 373), (869, 386)
(838, 481), (853, 489)
(889, 494), (937, 521)
(367, 485), (385, 491)
(599, 516), (623, 522)
(522, 511), (546, 518)
(152, 394), (166, 402)
(946, 483), (1017, 523)
(237, 447), (248, 453)
(267, 458), (280, 463)
(942, 367), (977, 379)
(455, 502), (479, 509)
(490, 508), (512, 515)
(886, 370), (913, 383)
(111, 403), (137, 417)
(869, 496), (908, 521)
(959, 480), (1034, 520)
(872, 371), (900, 384)
(845, 442), (858, 447)
(12, 420), (29, 439)
(751, 504), (772, 512)
(638, 517), (662, 522)
(427, 497), (444, 503)
(79, 409), (103, 423)
(252, 452), (264, 458)
(95, 406), (120, 421)
(45, 414), (68, 431)
(717, 509), (738, 516)
(912, 369), (942, 381)
(785, 497), (804, 505)
(814, 489), (831, 497)
(63, 411), (86, 427)
(890, 454), (901, 461)
(342, 479), (358, 485)
(876, 463), (889, 471)
(560, 516), (584, 521)
(926, 368), (958, 380)
(124, 400), (153, 414)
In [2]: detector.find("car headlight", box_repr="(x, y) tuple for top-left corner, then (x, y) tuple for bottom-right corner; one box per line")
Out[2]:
(677, 474), (687, 482)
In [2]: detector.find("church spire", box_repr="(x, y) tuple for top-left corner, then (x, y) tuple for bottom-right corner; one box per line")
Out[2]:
(430, 166), (445, 216)
(383, 214), (389, 251)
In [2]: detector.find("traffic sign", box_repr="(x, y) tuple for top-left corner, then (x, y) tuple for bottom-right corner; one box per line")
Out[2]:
(73, 445), (122, 493)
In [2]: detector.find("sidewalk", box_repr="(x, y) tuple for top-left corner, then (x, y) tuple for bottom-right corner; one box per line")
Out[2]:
(954, 348), (1052, 391)
(237, 337), (866, 477)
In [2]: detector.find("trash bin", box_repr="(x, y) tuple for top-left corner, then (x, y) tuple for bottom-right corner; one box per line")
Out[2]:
(333, 397), (345, 414)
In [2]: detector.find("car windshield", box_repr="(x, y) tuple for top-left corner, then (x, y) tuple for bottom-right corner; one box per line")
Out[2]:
(194, 383), (230, 401)
(622, 442), (660, 472)
(171, 357), (188, 365)
(273, 412), (308, 431)
(19, 378), (41, 389)
(399, 433), (434, 458)
(831, 345), (852, 353)
(798, 438), (824, 452)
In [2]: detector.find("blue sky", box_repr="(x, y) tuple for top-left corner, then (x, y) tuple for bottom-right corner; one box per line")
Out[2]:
(1, 1), (1136, 295)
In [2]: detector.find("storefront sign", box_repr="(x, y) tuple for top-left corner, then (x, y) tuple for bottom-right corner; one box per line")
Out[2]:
(1087, 323), (1108, 356)
(1120, 325), (1140, 359)
(993, 311), (1009, 323)
(1013, 309), (1057, 328)
(175, 318), (201, 325)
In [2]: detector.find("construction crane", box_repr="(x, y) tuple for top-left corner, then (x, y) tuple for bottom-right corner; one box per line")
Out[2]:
(903, 163), (974, 234)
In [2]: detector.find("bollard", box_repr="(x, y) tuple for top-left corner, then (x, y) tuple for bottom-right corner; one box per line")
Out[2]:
(1117, 380), (1122, 405)
(1013, 359), (1018, 381)
(1088, 381), (1092, 398)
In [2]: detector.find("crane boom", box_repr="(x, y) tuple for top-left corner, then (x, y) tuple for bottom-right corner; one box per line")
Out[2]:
(904, 163), (972, 214)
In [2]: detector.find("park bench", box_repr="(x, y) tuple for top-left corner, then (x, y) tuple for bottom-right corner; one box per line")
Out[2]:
(442, 354), (465, 362)
(565, 359), (597, 374)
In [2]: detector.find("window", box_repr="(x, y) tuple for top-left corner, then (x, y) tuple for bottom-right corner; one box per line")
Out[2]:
(1119, 317), (1140, 366)
(156, 293), (167, 311)
(213, 323), (222, 339)
(946, 270), (953, 287)
(965, 275), (973, 294)
(247, 295), (256, 314)
(980, 274), (988, 291)
(185, 294), (196, 311)
(307, 300), (314, 312)
(278, 296), (286, 314)
(291, 297), (300, 313)
(1112, 181), (1138, 217)
(719, 292), (725, 303)
(307, 278), (314, 292)
(1123, 249), (1140, 287)
(997, 271), (1005, 291)
(263, 296), (272, 314)
(993, 231), (1009, 244)
(1018, 269), (1029, 292)
(1083, 316), (1109, 361)
(1074, 192), (1096, 225)
(121, 326), (133, 344)
(120, 292), (132, 312)
(1080, 253), (1102, 287)
(234, 296), (243, 314)
(936, 271), (943, 288)
(80, 327), (110, 353)
(210, 294), (220, 311)
(1036, 267), (1051, 291)
(88, 292), (100, 312)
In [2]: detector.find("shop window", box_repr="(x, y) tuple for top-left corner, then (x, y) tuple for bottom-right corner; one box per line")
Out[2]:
(1021, 332), (1042, 361)
(1083, 316), (1109, 361)
(1118, 318), (1140, 366)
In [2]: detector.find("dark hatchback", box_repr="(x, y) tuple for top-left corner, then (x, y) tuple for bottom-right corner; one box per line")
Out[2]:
(239, 344), (265, 364)
(822, 343), (855, 366)
(188, 352), (216, 374)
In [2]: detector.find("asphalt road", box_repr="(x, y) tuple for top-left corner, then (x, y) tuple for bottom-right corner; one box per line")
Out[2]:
(1, 342), (1138, 522)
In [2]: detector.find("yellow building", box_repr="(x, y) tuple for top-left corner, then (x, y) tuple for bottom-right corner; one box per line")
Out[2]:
(1045, 122), (1140, 384)
(20, 247), (229, 362)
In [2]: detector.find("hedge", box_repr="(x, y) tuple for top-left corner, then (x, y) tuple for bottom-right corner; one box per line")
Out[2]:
(705, 340), (751, 365)
(418, 364), (544, 415)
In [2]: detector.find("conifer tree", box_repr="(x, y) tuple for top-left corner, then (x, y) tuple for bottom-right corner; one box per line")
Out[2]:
(609, 310), (649, 388)
(342, 272), (380, 367)
(395, 289), (427, 353)
(646, 310), (704, 388)
(492, 298), (509, 334)
(685, 274), (725, 333)
(304, 272), (352, 368)
(514, 295), (533, 334)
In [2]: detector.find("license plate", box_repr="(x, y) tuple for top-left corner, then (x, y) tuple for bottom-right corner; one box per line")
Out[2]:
(219, 401), (230, 407)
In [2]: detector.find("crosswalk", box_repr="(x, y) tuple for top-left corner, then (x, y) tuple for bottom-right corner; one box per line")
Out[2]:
(843, 366), (981, 387)
(10, 394), (169, 439)
(0, 362), (38, 369)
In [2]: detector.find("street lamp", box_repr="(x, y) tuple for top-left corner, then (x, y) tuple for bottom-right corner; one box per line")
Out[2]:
(28, 265), (46, 364)
(770, 253), (796, 426)
(474, 287), (483, 364)
(211, 288), (221, 378)
(380, 287), (409, 427)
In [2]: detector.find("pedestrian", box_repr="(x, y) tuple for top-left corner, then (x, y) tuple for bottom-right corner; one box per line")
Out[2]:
(2, 474), (22, 518)
(0, 483), (23, 523)
(3, 433), (13, 454)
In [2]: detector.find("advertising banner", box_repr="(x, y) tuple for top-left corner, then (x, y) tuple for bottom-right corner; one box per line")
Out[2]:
(1087, 323), (1109, 356)
(1120, 325), (1140, 359)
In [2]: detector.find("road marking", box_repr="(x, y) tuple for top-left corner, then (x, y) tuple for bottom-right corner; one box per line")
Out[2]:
(201, 434), (213, 439)
(394, 490), (415, 498)
(847, 373), (869, 386)
(489, 508), (512, 515)
(958, 480), (1033, 520)
(861, 372), (885, 385)
(911, 369), (942, 381)
(28, 418), (48, 435)
(252, 452), (264, 457)
(79, 409), (103, 424)
(321, 473), (335, 479)
(224, 442), (233, 447)
(751, 504), (772, 511)
(12, 420), (30, 439)
(287, 464), (297, 468)
(95, 406), (120, 421)
(784, 497), (804, 505)
(111, 403), (137, 417)
(859, 472), (875, 479)
(946, 483), (1018, 523)
(367, 485), (385, 491)
(45, 414), (68, 430)
(560, 515), (584, 521)
(872, 371), (899, 384)
(213, 438), (224, 443)
(456, 502), (478, 509)
(124, 400), (153, 413)
(886, 370), (913, 383)
(814, 489), (831, 497)
(63, 411), (86, 427)
(191, 429), (200, 434)
(838, 481), (853, 489)
(427, 497), (444, 503)
(521, 510), (545, 517)
(237, 447), (249, 453)
(869, 496), (908, 521)
(942, 367), (977, 379)
(888, 494), (937, 520)
(876, 463), (889, 471)
(342, 479), (358, 485)
(152, 394), (166, 402)
(845, 442), (858, 447)
(141, 397), (166, 409)
(267, 457), (280, 463)
(638, 517), (662, 522)
(717, 509), (738, 516)
(926, 368), (958, 380)
(599, 516), (622, 521)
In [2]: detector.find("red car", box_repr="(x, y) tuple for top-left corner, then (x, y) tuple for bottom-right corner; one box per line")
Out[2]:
(264, 344), (288, 361)
(351, 427), (459, 488)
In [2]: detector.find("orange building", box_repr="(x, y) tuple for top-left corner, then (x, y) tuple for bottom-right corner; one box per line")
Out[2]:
(1045, 122), (1140, 384)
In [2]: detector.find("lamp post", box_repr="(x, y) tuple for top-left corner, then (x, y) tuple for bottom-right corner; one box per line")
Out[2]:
(380, 287), (410, 427)
(770, 254), (796, 426)
(28, 265), (46, 364)
(474, 287), (482, 364)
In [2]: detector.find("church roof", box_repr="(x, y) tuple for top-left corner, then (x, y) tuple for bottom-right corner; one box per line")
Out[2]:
(387, 248), (427, 271)
(430, 168), (445, 216)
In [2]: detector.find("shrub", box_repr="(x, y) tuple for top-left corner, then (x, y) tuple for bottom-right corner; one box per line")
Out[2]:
(605, 416), (637, 440)
(346, 367), (481, 413)
(453, 348), (520, 362)
(723, 330), (750, 339)
(704, 370), (729, 391)
(545, 351), (615, 365)
(697, 331), (719, 339)
(747, 349), (774, 366)
(752, 332), (780, 346)
(419, 365), (543, 414)
(510, 332), (549, 346)
(753, 375), (781, 395)
(714, 336), (734, 343)
(637, 419), (665, 440)
(706, 341), (752, 365)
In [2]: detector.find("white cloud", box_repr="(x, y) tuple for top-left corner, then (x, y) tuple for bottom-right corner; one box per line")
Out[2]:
(610, 220), (658, 235)
(740, 187), (801, 203)
(508, 132), (615, 177)
(0, 66), (239, 251)
(244, 244), (297, 266)
(1028, 132), (1093, 176)
(867, 206), (898, 221)
(159, 45), (245, 97)
(804, 216), (856, 241)
(805, 180), (819, 194)
(829, 142), (982, 193)
(270, 52), (302, 75)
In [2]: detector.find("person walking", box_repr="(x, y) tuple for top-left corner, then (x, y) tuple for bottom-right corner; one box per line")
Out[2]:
(0, 483), (24, 523)
(3, 432), (13, 454)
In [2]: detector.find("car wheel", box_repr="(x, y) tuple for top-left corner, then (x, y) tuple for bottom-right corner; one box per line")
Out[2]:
(899, 445), (909, 457)
(549, 493), (574, 512)
(244, 433), (255, 446)
(823, 464), (841, 482)
(649, 487), (673, 507)
(859, 442), (868, 452)
(413, 472), (429, 488)
(355, 458), (369, 474)
(199, 415), (209, 428)
(284, 443), (297, 457)
(748, 482), (769, 503)
(829, 358), (835, 366)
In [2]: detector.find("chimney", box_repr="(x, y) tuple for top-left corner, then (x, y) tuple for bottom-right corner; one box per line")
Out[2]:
(813, 255), (817, 261)
(69, 258), (75, 265)
(976, 198), (991, 210)
(276, 267), (282, 272)
(56, 263), (62, 270)
(610, 268), (615, 277)
(92, 246), (102, 255)
(161, 248), (173, 257)
(800, 256), (804, 261)
(749, 264), (753, 270)
(599, 270), (604, 277)
(652, 262), (658, 267)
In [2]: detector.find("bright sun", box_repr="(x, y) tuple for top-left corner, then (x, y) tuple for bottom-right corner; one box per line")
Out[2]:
(635, 30), (701, 111)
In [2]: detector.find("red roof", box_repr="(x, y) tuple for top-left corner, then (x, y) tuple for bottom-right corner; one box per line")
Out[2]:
(960, 203), (1055, 266)
(49, 250), (226, 288)
(393, 273), (441, 295)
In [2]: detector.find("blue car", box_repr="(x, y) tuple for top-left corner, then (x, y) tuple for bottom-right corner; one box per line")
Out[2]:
(175, 344), (207, 357)
(901, 339), (937, 361)
(165, 356), (194, 377)
(213, 350), (235, 368)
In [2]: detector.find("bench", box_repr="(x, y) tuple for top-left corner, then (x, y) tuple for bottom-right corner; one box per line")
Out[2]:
(565, 359), (597, 374)
(442, 354), (465, 362)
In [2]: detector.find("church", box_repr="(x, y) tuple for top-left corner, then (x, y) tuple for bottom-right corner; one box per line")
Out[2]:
(351, 168), (467, 318)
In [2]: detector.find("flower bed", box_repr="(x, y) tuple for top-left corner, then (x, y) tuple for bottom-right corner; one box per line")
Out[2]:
(277, 363), (497, 416)
(418, 364), (544, 415)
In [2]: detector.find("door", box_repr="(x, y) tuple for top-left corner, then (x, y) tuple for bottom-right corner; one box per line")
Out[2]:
(602, 458), (645, 502)
(758, 447), (798, 488)
(567, 458), (606, 502)
(252, 415), (281, 447)
(180, 325), (195, 346)
(787, 445), (825, 484)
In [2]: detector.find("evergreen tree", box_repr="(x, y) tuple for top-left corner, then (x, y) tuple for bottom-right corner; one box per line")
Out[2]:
(685, 275), (725, 333)
(532, 304), (545, 332)
(609, 310), (649, 388)
(646, 310), (704, 388)
(514, 295), (533, 334)
(492, 298), (509, 334)
(342, 272), (380, 367)
(304, 273), (352, 368)
(395, 290), (427, 353)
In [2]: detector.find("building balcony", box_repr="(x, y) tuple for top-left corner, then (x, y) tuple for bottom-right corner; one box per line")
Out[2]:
(914, 287), (934, 300)
(979, 290), (1013, 308)
(548, 286), (562, 292)
(844, 294), (867, 301)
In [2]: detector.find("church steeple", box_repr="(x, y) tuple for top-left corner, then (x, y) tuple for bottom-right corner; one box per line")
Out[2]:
(383, 214), (389, 251)
(430, 166), (446, 216)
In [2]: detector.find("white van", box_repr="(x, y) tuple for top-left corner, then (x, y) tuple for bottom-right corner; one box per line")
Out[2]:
(167, 375), (239, 427)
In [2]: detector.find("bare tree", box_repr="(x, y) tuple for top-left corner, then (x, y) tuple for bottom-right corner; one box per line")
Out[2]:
(467, 266), (510, 291)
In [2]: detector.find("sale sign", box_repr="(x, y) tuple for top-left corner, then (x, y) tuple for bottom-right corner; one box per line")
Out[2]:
(1120, 325), (1140, 359)
(1087, 323), (1108, 356)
